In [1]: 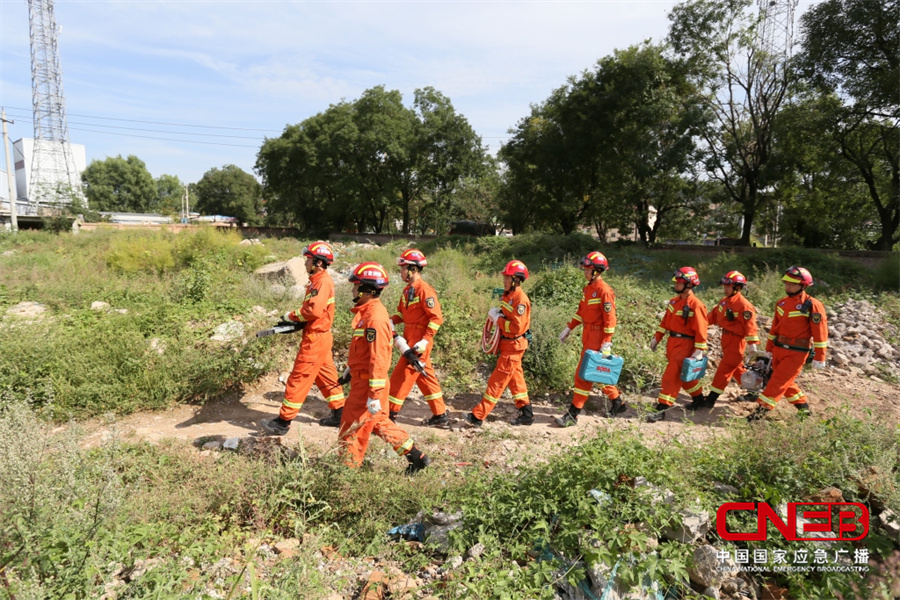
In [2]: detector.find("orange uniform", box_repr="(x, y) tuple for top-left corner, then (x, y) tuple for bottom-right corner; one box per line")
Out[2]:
(653, 292), (708, 406)
(280, 270), (345, 421)
(758, 292), (828, 409)
(339, 298), (416, 466)
(707, 292), (759, 396)
(567, 277), (621, 409)
(388, 279), (445, 415)
(472, 287), (532, 421)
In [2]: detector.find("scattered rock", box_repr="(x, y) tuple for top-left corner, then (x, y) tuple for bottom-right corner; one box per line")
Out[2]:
(466, 543), (485, 561)
(254, 257), (309, 288)
(688, 545), (729, 588)
(201, 440), (221, 450)
(239, 238), (262, 246)
(879, 509), (900, 543)
(6, 301), (47, 319)
(222, 438), (240, 451)
(91, 301), (111, 311)
(211, 321), (244, 342)
(661, 507), (709, 544)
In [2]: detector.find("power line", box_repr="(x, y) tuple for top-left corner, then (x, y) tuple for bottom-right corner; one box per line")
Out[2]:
(67, 126), (259, 148)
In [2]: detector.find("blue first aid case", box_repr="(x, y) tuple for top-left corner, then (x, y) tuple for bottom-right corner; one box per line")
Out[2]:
(578, 350), (624, 385)
(681, 356), (708, 382)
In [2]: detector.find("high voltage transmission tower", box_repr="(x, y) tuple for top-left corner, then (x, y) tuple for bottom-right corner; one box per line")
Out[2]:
(756, 0), (799, 60)
(26, 0), (82, 213)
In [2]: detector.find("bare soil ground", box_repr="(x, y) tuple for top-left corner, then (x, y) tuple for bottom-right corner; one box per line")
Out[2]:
(75, 366), (900, 466)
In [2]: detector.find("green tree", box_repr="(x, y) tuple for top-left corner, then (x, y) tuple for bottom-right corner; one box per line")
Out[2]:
(795, 0), (899, 250)
(668, 0), (792, 246)
(81, 155), (156, 212)
(154, 174), (184, 217)
(193, 165), (262, 226)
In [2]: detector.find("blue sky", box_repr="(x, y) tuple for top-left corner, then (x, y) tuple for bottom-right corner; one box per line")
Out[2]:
(1, 0), (814, 185)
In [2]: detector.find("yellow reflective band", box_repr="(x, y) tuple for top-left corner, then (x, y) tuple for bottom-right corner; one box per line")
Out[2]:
(504, 320), (511, 333)
(511, 393), (528, 399)
(327, 297), (335, 305)
(500, 301), (513, 311)
(782, 275), (802, 284)
(324, 393), (344, 402)
(587, 299), (602, 305)
(813, 341), (827, 348)
(758, 394), (776, 408)
(573, 388), (591, 397)
(695, 343), (708, 349)
(427, 322), (440, 331)
(395, 438), (414, 456)
(709, 385), (725, 394)
(389, 396), (404, 406)
(746, 336), (759, 343)
(408, 298), (420, 305)
(656, 327), (667, 334)
(283, 399), (304, 409)
(667, 304), (675, 313)
(423, 393), (443, 401)
(788, 311), (807, 318)
(483, 394), (498, 404)
(786, 392), (805, 402)
(776, 306), (785, 316)
(304, 293), (312, 301)
(353, 329), (364, 337)
(604, 327), (615, 333)
(573, 315), (583, 323)
(659, 393), (676, 403)
(368, 379), (386, 387)
(392, 312), (402, 319)
(684, 381), (703, 394)
(767, 334), (776, 340)
(687, 311), (695, 317)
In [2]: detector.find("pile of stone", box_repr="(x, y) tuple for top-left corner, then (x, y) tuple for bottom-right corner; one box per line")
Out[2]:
(826, 298), (900, 381)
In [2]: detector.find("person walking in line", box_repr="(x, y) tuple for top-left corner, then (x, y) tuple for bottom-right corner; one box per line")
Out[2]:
(260, 241), (345, 435)
(465, 260), (533, 427)
(556, 251), (627, 427)
(647, 267), (708, 423)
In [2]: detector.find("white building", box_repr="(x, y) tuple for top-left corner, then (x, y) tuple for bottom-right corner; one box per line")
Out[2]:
(11, 138), (86, 210)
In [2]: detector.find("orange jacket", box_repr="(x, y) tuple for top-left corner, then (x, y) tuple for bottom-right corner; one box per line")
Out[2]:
(567, 277), (616, 347)
(498, 287), (531, 352)
(709, 291), (759, 344)
(391, 278), (443, 341)
(285, 270), (336, 334)
(349, 300), (393, 400)
(654, 292), (708, 351)
(765, 292), (828, 361)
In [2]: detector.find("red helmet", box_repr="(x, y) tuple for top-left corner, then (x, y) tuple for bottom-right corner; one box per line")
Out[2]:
(720, 270), (747, 286)
(581, 251), (609, 272)
(672, 266), (700, 287)
(397, 249), (427, 268)
(349, 262), (390, 289)
(782, 266), (813, 286)
(502, 260), (529, 281)
(302, 240), (334, 265)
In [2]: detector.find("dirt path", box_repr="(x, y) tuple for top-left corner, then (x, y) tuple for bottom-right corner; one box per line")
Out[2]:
(77, 368), (900, 466)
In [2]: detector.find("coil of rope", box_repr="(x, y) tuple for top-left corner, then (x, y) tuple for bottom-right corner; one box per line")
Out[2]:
(481, 316), (500, 355)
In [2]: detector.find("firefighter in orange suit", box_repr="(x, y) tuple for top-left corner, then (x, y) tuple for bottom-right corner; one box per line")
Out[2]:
(338, 262), (430, 474)
(388, 249), (448, 426)
(555, 251), (627, 427)
(260, 241), (345, 435)
(465, 260), (533, 427)
(701, 271), (760, 410)
(647, 266), (708, 423)
(747, 266), (827, 422)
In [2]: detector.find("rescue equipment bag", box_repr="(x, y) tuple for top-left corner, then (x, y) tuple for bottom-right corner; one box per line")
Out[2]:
(578, 350), (624, 385)
(681, 355), (709, 382)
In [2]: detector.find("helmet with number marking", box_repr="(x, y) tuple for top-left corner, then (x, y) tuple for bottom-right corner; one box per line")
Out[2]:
(349, 262), (390, 289)
(302, 241), (334, 265)
(397, 249), (428, 269)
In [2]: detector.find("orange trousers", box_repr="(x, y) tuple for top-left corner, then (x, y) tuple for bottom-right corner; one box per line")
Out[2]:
(388, 332), (445, 415)
(472, 347), (529, 421)
(572, 348), (620, 410)
(709, 332), (747, 395)
(658, 337), (703, 406)
(339, 372), (414, 467)
(758, 347), (809, 409)
(279, 331), (345, 422)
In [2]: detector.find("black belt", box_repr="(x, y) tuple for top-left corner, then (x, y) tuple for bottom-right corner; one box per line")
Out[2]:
(774, 340), (811, 352)
(668, 331), (694, 339)
(502, 335), (524, 341)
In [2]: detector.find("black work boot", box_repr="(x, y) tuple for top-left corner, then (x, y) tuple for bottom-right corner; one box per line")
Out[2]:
(318, 408), (343, 428)
(794, 403), (812, 417)
(746, 405), (769, 423)
(555, 404), (581, 427)
(704, 391), (720, 409)
(738, 392), (758, 402)
(607, 396), (627, 417)
(510, 404), (535, 426)
(646, 403), (670, 423)
(423, 413), (449, 427)
(464, 413), (483, 428)
(686, 394), (707, 412)
(404, 447), (431, 475)
(389, 410), (400, 423)
(260, 417), (291, 436)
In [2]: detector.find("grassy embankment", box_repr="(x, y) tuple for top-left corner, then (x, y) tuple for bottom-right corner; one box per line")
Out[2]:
(0, 228), (898, 599)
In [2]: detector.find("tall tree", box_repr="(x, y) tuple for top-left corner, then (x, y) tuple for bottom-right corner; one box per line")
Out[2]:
(668, 0), (792, 245)
(795, 0), (899, 250)
(81, 155), (156, 212)
(193, 165), (262, 226)
(154, 174), (184, 216)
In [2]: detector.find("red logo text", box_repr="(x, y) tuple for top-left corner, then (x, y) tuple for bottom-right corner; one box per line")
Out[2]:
(716, 502), (869, 542)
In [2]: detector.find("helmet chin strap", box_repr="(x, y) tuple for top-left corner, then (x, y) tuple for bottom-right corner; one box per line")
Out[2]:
(787, 287), (804, 297)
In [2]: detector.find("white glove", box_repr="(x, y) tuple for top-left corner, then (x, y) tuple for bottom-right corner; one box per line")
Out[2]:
(559, 327), (571, 343)
(746, 343), (759, 355)
(412, 339), (428, 354)
(600, 342), (612, 356)
(366, 397), (381, 415)
(337, 367), (351, 385)
(812, 360), (826, 370)
(691, 349), (704, 360)
(649, 337), (659, 352)
(282, 311), (294, 323)
(764, 351), (773, 359)
(488, 308), (501, 324)
(393, 335), (409, 352)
